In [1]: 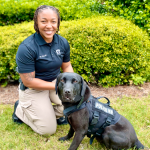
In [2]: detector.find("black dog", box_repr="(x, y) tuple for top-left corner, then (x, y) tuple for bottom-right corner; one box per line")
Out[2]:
(56, 72), (145, 150)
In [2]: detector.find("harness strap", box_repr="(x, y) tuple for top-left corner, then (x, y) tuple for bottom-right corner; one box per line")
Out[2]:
(89, 116), (113, 145)
(90, 111), (99, 125)
(96, 96), (110, 106)
(96, 116), (112, 135)
(87, 111), (99, 138)
(63, 96), (91, 117)
(63, 105), (78, 117)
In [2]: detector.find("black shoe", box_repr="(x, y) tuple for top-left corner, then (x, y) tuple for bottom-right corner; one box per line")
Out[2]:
(12, 100), (23, 124)
(57, 116), (68, 125)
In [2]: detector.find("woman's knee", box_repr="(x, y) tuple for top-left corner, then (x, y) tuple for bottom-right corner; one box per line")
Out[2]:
(33, 121), (57, 135)
(38, 126), (57, 135)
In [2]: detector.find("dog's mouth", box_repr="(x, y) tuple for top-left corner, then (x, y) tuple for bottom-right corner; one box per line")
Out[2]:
(62, 94), (75, 102)
(65, 96), (71, 100)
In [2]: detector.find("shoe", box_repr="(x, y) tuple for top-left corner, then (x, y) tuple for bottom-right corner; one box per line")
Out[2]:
(57, 116), (68, 125)
(12, 100), (23, 124)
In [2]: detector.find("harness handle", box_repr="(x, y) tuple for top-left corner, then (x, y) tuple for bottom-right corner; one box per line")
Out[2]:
(96, 96), (110, 106)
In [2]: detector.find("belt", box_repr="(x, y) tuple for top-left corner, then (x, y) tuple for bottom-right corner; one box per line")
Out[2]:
(20, 82), (33, 91)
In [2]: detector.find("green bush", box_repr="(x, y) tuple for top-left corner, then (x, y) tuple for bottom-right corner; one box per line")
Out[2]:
(0, 16), (150, 87)
(59, 16), (150, 87)
(94, 0), (150, 35)
(0, 21), (35, 84)
(0, 0), (98, 26)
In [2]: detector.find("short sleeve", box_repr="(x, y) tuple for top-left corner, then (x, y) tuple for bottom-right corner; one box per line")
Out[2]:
(63, 39), (70, 62)
(16, 43), (35, 73)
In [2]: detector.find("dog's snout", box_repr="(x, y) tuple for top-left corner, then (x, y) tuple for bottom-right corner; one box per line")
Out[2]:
(65, 89), (71, 94)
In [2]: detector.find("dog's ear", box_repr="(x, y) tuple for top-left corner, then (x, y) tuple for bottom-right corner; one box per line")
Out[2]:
(80, 76), (87, 97)
(55, 73), (62, 94)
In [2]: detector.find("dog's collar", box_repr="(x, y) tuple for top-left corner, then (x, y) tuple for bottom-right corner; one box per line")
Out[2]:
(63, 96), (92, 117)
(77, 96), (84, 109)
(74, 95), (83, 108)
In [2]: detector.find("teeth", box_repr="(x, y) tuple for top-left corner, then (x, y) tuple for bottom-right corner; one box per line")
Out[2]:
(45, 31), (52, 34)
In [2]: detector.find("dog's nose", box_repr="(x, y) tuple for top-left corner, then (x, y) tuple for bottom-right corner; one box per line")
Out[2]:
(65, 90), (71, 94)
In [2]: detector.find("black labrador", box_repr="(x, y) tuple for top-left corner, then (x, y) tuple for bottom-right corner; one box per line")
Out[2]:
(55, 72), (145, 150)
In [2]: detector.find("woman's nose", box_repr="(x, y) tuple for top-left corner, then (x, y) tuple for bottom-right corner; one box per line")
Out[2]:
(46, 22), (52, 28)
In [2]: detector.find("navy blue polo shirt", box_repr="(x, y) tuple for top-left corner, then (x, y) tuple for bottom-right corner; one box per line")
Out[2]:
(16, 33), (70, 82)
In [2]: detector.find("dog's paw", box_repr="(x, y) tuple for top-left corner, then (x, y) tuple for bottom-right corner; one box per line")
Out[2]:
(58, 136), (68, 141)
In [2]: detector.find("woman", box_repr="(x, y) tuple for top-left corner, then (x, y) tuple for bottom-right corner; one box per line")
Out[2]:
(12, 5), (74, 135)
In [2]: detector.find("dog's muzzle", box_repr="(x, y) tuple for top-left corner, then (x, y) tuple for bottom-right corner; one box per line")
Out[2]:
(61, 88), (76, 102)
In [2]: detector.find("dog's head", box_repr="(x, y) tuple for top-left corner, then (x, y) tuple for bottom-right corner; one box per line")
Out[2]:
(55, 72), (87, 103)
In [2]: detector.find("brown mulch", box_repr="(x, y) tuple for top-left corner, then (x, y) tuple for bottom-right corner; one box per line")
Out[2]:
(1, 82), (150, 105)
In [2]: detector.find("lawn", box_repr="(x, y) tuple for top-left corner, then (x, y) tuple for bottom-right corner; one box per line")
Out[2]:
(0, 96), (149, 150)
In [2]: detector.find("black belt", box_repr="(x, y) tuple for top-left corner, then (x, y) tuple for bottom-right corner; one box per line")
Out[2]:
(20, 82), (29, 91)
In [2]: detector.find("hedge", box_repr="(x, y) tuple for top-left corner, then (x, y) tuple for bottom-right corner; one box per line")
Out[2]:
(0, 0), (98, 26)
(0, 16), (150, 87)
(60, 16), (150, 87)
(0, 21), (34, 85)
(93, 0), (150, 35)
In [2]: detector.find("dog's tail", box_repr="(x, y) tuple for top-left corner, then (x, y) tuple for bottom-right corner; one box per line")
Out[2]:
(135, 139), (145, 149)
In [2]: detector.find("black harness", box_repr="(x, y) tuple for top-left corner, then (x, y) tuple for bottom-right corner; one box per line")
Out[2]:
(63, 96), (121, 144)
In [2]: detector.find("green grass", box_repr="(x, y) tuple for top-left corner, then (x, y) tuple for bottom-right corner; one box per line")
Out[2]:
(0, 96), (149, 150)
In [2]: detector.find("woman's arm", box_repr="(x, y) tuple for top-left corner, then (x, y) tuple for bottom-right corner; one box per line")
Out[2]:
(61, 61), (74, 72)
(19, 61), (73, 90)
(19, 72), (55, 90)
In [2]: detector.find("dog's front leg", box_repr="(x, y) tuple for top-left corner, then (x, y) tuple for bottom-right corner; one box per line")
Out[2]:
(68, 130), (85, 150)
(59, 126), (74, 141)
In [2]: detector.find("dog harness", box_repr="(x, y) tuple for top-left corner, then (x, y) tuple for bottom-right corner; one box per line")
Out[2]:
(63, 96), (121, 144)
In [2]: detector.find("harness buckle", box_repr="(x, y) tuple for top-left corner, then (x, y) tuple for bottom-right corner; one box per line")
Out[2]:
(90, 111), (99, 125)
(106, 117), (112, 124)
(87, 129), (92, 138)
(96, 132), (101, 136)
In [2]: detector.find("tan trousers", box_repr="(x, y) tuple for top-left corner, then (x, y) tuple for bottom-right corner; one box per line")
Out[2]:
(15, 81), (64, 135)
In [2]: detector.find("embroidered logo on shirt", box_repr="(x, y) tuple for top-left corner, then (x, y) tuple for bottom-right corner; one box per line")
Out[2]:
(56, 49), (61, 55)
(39, 55), (47, 58)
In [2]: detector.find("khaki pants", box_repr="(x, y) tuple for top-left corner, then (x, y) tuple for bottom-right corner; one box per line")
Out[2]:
(15, 81), (64, 135)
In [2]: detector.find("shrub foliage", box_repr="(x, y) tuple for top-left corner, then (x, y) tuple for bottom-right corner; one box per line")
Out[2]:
(94, 0), (150, 35)
(0, 16), (150, 87)
(0, 22), (35, 83)
(0, 0), (97, 26)
(60, 16), (150, 87)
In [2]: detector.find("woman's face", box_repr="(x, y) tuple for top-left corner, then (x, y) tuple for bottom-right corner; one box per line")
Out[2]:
(37, 9), (58, 43)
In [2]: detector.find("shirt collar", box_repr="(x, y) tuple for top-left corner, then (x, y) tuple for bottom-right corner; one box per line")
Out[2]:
(35, 32), (58, 46)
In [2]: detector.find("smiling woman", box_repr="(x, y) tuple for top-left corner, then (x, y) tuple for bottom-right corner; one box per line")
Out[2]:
(12, 5), (74, 136)
(34, 6), (60, 43)
(37, 9), (58, 43)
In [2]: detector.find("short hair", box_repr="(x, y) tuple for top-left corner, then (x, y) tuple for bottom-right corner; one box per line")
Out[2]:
(33, 5), (61, 34)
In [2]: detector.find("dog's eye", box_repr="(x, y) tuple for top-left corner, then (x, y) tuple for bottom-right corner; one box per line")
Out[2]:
(61, 79), (65, 82)
(72, 79), (78, 83)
